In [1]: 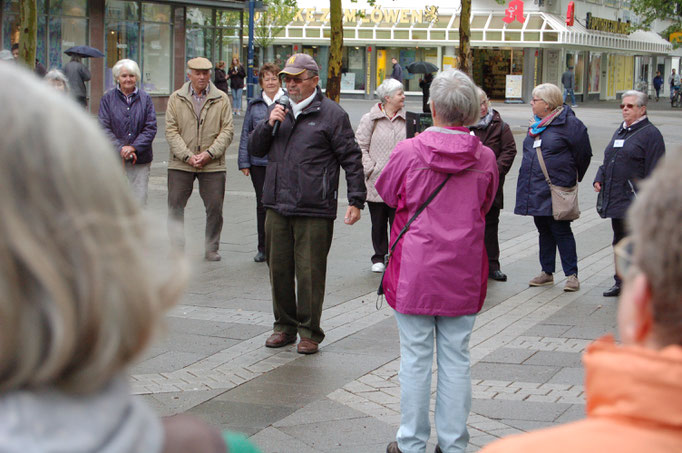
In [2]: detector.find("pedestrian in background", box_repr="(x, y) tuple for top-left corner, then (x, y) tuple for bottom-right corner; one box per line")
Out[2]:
(10, 42), (46, 77)
(515, 83), (592, 292)
(355, 77), (406, 274)
(377, 69), (498, 453)
(652, 71), (663, 101)
(44, 69), (69, 93)
(228, 56), (246, 116)
(470, 87), (517, 282)
(419, 73), (433, 113)
(166, 57), (234, 262)
(668, 68), (681, 103)
(63, 54), (91, 107)
(98, 59), (157, 206)
(594, 90), (665, 297)
(214, 60), (228, 94)
(561, 66), (577, 107)
(480, 150), (682, 453)
(248, 53), (366, 355)
(390, 57), (403, 83)
(0, 62), (262, 453)
(238, 62), (284, 263)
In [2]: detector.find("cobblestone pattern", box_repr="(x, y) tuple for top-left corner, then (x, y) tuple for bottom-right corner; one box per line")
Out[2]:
(505, 336), (591, 353)
(472, 381), (585, 405)
(168, 305), (274, 326)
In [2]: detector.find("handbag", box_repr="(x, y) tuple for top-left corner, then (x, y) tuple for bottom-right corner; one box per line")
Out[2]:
(377, 174), (451, 296)
(535, 147), (580, 221)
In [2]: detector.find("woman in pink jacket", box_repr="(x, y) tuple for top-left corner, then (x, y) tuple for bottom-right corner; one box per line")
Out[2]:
(376, 70), (498, 453)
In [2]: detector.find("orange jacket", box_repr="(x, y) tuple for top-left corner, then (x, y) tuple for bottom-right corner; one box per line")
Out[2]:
(480, 337), (682, 453)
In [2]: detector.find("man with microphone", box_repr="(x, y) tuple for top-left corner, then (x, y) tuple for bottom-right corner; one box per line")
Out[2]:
(248, 53), (366, 354)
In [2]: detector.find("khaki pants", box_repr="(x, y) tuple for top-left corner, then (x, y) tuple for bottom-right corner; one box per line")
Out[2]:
(167, 169), (226, 253)
(265, 209), (334, 343)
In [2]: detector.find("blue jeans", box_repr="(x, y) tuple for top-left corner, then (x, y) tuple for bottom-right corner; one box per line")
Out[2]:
(232, 88), (243, 112)
(533, 216), (578, 276)
(394, 311), (476, 453)
(563, 88), (576, 105)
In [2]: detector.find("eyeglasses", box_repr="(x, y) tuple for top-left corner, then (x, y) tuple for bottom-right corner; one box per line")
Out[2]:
(531, 98), (544, 103)
(614, 236), (636, 280)
(480, 100), (488, 106)
(620, 103), (638, 109)
(283, 75), (316, 84)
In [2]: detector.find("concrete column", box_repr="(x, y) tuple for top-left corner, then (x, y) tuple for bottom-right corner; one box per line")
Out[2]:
(173, 6), (186, 91)
(522, 47), (538, 104)
(89, 0), (105, 114)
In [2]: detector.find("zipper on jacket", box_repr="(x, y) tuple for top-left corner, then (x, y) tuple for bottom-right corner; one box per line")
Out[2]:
(322, 168), (328, 200)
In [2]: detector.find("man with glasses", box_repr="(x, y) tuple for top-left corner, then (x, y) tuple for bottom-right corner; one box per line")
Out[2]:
(248, 53), (366, 354)
(593, 90), (665, 297)
(481, 150), (682, 453)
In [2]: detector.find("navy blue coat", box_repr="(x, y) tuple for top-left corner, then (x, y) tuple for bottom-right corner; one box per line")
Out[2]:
(515, 105), (592, 217)
(98, 88), (157, 165)
(594, 118), (665, 219)
(238, 96), (269, 169)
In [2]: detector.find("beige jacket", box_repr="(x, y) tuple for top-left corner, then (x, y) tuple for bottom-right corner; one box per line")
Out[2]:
(355, 103), (406, 202)
(165, 81), (233, 172)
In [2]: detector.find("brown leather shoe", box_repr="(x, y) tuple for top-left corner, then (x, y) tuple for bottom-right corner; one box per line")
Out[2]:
(386, 441), (402, 453)
(297, 338), (319, 354)
(264, 332), (296, 348)
(204, 251), (221, 262)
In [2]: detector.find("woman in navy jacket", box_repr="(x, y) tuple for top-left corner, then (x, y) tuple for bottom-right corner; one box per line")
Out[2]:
(515, 83), (592, 292)
(98, 59), (157, 205)
(237, 63), (283, 262)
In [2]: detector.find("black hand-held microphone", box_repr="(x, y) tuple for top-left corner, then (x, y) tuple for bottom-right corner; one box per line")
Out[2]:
(271, 94), (290, 137)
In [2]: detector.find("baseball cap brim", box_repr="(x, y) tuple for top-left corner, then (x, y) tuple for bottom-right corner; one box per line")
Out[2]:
(279, 67), (306, 76)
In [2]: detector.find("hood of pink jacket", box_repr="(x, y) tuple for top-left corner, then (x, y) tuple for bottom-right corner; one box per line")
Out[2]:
(413, 126), (484, 174)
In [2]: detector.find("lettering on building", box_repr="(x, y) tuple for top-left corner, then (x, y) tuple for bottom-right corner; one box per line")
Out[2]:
(585, 13), (629, 35)
(285, 6), (439, 25)
(503, 0), (526, 24)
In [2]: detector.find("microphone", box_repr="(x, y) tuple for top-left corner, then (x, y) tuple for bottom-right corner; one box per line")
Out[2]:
(271, 94), (290, 137)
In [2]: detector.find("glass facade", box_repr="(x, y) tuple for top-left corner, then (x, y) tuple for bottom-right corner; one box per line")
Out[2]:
(186, 7), (242, 66)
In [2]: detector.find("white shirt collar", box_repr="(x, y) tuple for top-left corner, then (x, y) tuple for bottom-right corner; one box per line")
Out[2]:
(623, 115), (647, 129)
(290, 89), (317, 119)
(262, 88), (284, 106)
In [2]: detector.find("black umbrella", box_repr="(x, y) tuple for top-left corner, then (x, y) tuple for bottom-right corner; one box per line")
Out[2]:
(64, 45), (104, 58)
(406, 61), (439, 74)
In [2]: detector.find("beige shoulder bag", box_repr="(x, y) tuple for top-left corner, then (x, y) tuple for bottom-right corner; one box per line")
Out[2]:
(535, 147), (580, 221)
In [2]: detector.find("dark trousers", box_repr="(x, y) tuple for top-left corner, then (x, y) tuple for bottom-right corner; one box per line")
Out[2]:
(611, 218), (627, 285)
(265, 209), (334, 343)
(484, 205), (501, 272)
(250, 165), (267, 253)
(368, 201), (396, 264)
(533, 216), (578, 277)
(167, 170), (226, 253)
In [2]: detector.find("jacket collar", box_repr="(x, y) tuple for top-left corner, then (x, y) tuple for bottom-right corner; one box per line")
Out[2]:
(618, 116), (650, 135)
(369, 102), (406, 121)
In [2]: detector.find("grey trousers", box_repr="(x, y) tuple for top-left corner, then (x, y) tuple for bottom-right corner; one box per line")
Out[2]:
(167, 169), (226, 253)
(124, 161), (151, 206)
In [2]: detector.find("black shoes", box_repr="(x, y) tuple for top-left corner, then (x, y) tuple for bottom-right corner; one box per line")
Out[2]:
(253, 251), (266, 262)
(489, 270), (508, 282)
(603, 284), (621, 297)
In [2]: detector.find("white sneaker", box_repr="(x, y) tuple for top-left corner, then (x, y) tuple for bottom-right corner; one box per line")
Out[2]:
(371, 262), (385, 273)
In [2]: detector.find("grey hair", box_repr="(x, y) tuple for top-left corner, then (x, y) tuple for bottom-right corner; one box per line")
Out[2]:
(112, 58), (141, 82)
(0, 64), (186, 395)
(622, 90), (648, 107)
(476, 86), (489, 108)
(44, 69), (69, 93)
(428, 69), (479, 126)
(532, 83), (563, 111)
(376, 78), (404, 104)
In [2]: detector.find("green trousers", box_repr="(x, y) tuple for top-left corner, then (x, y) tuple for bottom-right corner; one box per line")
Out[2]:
(265, 209), (334, 343)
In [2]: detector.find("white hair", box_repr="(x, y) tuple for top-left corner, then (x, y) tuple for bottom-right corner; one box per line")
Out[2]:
(112, 58), (141, 82)
(376, 78), (403, 103)
(44, 69), (69, 93)
(622, 90), (648, 107)
(428, 69), (479, 126)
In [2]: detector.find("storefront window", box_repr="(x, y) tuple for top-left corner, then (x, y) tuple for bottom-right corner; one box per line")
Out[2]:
(273, 44), (293, 70)
(342, 46), (365, 91)
(566, 52), (585, 94)
(50, 0), (86, 16)
(142, 20), (172, 94)
(49, 15), (88, 68)
(186, 7), (215, 63)
(589, 53), (601, 93)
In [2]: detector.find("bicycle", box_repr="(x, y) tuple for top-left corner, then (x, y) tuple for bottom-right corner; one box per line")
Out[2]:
(672, 87), (682, 108)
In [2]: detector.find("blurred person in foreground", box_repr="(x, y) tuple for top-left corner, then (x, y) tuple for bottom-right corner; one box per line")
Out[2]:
(0, 63), (261, 453)
(238, 62), (284, 263)
(98, 59), (157, 206)
(166, 57), (233, 262)
(355, 77), (406, 273)
(44, 69), (69, 92)
(515, 83), (592, 292)
(469, 87), (517, 282)
(480, 150), (682, 453)
(594, 90), (665, 297)
(376, 69), (498, 453)
(248, 53), (366, 355)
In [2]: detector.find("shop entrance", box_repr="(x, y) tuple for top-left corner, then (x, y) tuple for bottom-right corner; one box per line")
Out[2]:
(472, 48), (523, 100)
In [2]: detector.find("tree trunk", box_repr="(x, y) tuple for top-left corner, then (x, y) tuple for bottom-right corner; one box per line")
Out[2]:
(19, 0), (37, 69)
(458, 0), (473, 77)
(326, 0), (343, 103)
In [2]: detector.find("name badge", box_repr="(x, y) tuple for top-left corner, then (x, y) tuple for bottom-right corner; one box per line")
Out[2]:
(470, 131), (475, 136)
(533, 139), (542, 148)
(613, 139), (625, 148)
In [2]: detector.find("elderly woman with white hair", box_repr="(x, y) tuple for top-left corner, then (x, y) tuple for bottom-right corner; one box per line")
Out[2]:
(44, 69), (69, 93)
(376, 69), (498, 453)
(355, 77), (406, 273)
(0, 63), (263, 453)
(98, 58), (157, 205)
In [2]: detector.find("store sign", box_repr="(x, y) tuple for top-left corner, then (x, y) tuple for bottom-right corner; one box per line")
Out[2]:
(585, 14), (629, 35)
(502, 0), (526, 25)
(289, 6), (439, 25)
(566, 2), (575, 27)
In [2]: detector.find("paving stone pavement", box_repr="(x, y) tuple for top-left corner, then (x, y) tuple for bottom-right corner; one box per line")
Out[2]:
(132, 98), (682, 452)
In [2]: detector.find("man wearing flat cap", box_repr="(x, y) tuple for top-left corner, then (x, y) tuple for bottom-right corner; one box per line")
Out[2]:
(248, 53), (366, 354)
(166, 57), (234, 261)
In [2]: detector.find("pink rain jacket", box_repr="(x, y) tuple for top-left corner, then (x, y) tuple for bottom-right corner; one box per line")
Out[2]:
(375, 127), (498, 316)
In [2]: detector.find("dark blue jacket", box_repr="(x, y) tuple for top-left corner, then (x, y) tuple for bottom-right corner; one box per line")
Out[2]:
(238, 96), (269, 168)
(653, 75), (664, 90)
(98, 87), (157, 165)
(594, 118), (665, 219)
(515, 105), (592, 217)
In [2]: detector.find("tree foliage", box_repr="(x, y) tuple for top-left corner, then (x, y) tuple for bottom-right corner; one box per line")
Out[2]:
(255, 0), (298, 50)
(629, 0), (682, 34)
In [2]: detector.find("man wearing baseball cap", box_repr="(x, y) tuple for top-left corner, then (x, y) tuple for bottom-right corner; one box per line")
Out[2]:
(248, 53), (366, 354)
(166, 57), (233, 261)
